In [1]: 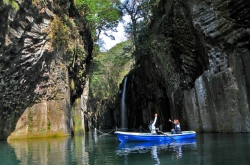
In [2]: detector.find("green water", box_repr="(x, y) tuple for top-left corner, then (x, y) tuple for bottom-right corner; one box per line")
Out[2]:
(0, 133), (249, 165)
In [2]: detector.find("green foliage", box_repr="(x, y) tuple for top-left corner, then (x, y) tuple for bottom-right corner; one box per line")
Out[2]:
(49, 14), (87, 95)
(11, 0), (19, 10)
(89, 40), (133, 99)
(2, 0), (19, 11)
(51, 16), (71, 47)
(120, 0), (158, 52)
(74, 0), (122, 40)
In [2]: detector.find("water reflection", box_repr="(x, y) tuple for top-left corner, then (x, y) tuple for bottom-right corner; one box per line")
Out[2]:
(2, 133), (250, 165)
(7, 136), (89, 165)
(116, 139), (197, 164)
(5, 133), (122, 165)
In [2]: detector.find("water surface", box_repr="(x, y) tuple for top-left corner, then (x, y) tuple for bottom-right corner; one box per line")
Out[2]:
(0, 132), (249, 165)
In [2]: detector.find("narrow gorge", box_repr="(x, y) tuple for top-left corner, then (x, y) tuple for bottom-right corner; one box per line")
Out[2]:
(1, 0), (250, 140)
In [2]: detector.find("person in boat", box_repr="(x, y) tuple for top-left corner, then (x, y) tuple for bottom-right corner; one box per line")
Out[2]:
(149, 113), (162, 134)
(169, 119), (182, 134)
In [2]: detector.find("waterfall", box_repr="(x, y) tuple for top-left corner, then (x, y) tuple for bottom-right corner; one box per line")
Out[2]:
(121, 77), (128, 129)
(171, 92), (175, 112)
(171, 91), (175, 120)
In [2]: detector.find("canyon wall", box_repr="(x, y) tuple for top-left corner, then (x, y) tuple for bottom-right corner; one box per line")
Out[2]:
(125, 0), (250, 132)
(0, 0), (92, 140)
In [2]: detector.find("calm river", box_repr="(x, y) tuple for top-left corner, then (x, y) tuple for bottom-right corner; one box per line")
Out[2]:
(0, 132), (249, 165)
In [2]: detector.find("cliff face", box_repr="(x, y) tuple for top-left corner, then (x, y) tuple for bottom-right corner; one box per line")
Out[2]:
(0, 0), (93, 140)
(125, 0), (250, 132)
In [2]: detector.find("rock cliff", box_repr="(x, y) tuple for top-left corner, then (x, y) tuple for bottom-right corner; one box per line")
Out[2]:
(1, 0), (250, 140)
(0, 0), (93, 140)
(125, 0), (250, 132)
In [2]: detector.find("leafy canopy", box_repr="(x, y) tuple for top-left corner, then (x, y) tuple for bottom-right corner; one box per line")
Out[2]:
(89, 40), (133, 99)
(119, 0), (158, 51)
(74, 0), (122, 41)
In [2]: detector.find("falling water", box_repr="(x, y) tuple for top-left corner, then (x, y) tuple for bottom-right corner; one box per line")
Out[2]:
(121, 77), (128, 130)
(171, 91), (176, 120)
(171, 92), (175, 112)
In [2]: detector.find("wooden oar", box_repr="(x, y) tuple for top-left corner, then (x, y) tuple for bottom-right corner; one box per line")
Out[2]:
(158, 130), (176, 141)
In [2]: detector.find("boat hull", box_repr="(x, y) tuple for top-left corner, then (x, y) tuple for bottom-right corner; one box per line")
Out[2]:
(114, 131), (196, 142)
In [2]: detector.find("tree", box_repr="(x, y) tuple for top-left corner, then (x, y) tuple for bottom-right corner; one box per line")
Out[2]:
(75, 0), (122, 42)
(89, 40), (132, 99)
(119, 0), (157, 52)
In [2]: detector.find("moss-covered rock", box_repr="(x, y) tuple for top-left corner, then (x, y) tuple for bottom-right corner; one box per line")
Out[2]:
(0, 0), (93, 140)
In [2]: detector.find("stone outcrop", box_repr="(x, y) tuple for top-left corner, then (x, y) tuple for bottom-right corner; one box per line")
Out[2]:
(0, 0), (92, 140)
(125, 0), (250, 132)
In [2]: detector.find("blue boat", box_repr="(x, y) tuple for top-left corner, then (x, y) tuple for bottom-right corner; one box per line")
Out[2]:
(114, 131), (196, 142)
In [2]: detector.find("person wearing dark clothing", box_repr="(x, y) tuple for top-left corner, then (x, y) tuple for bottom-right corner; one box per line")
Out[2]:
(169, 119), (182, 134)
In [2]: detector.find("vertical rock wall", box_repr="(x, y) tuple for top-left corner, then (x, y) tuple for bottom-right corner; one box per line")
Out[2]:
(184, 55), (250, 132)
(0, 0), (92, 140)
(183, 0), (250, 132)
(125, 0), (250, 132)
(8, 62), (72, 140)
(72, 78), (89, 135)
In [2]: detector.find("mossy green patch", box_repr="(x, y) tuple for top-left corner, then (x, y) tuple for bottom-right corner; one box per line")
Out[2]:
(7, 132), (70, 141)
(2, 0), (19, 11)
(72, 101), (84, 134)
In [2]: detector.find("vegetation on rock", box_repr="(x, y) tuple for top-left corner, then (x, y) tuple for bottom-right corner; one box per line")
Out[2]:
(89, 40), (132, 99)
(87, 40), (133, 128)
(1, 0), (19, 11)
